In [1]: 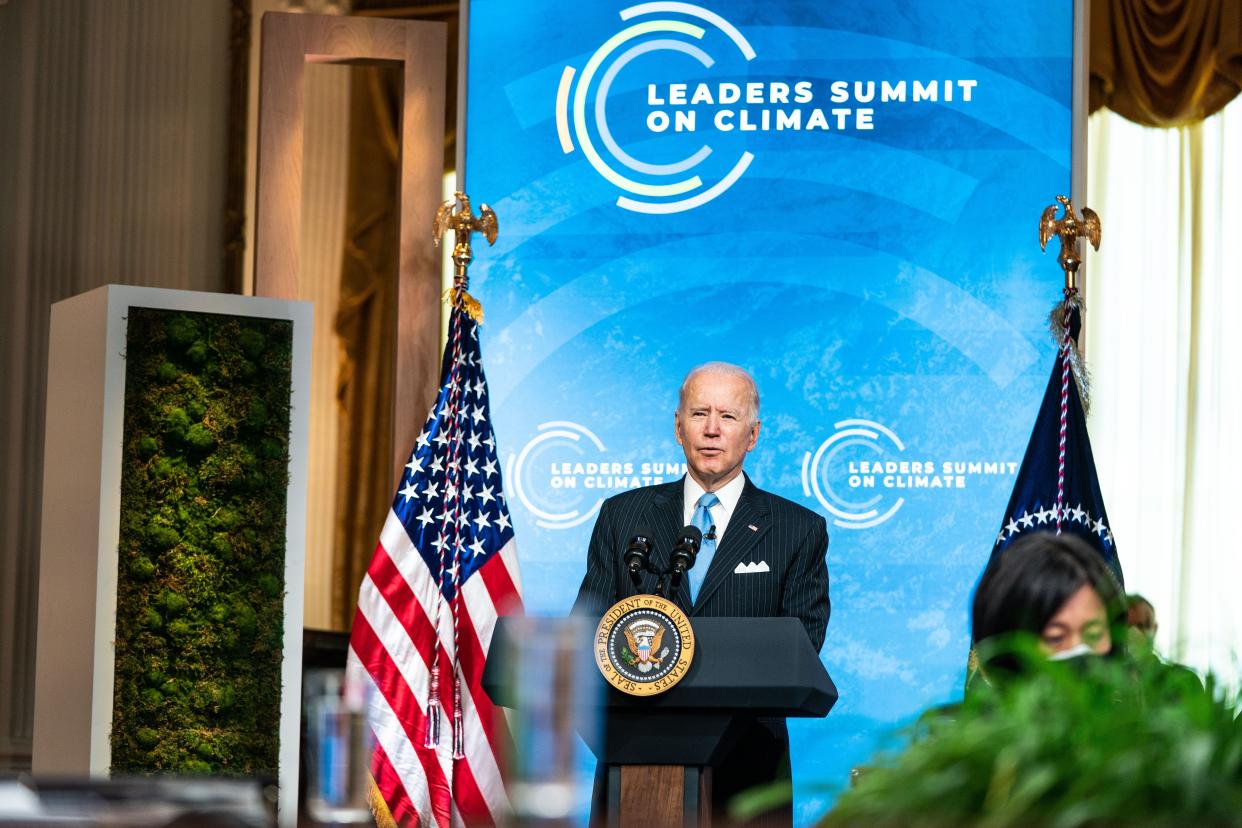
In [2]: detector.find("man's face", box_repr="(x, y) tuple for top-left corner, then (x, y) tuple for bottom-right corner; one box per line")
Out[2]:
(674, 371), (760, 491)
(1127, 601), (1157, 641)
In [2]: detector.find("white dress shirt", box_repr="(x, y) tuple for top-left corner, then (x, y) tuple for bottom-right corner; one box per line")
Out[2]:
(682, 471), (745, 543)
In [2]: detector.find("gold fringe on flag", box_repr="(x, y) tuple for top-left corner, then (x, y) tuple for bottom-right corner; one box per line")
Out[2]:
(443, 287), (484, 324)
(369, 774), (399, 828)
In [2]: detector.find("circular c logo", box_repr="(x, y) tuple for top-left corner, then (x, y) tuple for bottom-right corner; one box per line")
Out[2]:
(555, 2), (756, 214)
(802, 419), (906, 530)
(505, 421), (608, 530)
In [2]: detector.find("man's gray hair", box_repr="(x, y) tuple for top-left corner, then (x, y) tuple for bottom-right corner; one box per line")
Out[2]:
(677, 362), (761, 423)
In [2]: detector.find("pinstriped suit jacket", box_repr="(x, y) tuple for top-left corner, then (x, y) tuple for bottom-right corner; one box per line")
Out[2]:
(572, 474), (829, 651)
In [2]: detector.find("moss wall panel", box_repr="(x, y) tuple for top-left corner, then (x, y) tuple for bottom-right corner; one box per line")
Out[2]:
(111, 307), (293, 775)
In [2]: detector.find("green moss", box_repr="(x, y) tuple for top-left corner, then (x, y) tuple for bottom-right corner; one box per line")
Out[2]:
(112, 307), (291, 776)
(135, 728), (160, 749)
(209, 533), (232, 558)
(165, 314), (199, 346)
(195, 681), (236, 714)
(157, 589), (188, 616)
(185, 423), (215, 451)
(258, 437), (284, 460)
(218, 627), (240, 652)
(244, 399), (268, 429)
(257, 573), (281, 599)
(144, 522), (180, 550)
(163, 407), (191, 439)
(237, 329), (266, 358)
(233, 600), (258, 640)
(167, 618), (193, 638)
(128, 555), (156, 580)
(140, 607), (163, 630)
(212, 683), (235, 712)
(201, 447), (257, 489)
(149, 456), (176, 480)
(211, 507), (239, 530)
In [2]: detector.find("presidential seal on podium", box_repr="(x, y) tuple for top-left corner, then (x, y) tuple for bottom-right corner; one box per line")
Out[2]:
(594, 595), (695, 696)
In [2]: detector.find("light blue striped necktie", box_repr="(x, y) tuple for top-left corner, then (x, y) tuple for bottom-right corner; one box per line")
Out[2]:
(687, 492), (719, 603)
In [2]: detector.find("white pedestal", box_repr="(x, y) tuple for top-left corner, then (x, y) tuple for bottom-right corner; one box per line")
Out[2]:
(33, 285), (311, 827)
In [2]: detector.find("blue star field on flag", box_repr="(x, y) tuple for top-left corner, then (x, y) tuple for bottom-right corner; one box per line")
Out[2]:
(989, 301), (1124, 586)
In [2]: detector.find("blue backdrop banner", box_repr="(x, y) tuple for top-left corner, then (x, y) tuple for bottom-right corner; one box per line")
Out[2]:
(465, 1), (1072, 823)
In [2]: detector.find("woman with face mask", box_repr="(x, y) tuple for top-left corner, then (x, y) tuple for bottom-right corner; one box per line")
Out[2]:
(971, 532), (1127, 678)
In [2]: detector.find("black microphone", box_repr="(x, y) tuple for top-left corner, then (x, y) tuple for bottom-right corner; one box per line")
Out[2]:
(705, 524), (717, 541)
(667, 525), (703, 592)
(624, 527), (654, 587)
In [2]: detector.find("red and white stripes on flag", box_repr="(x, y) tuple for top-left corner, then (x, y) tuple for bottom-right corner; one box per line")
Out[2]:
(346, 306), (523, 827)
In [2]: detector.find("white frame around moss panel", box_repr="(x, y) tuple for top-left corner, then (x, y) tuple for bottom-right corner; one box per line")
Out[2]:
(33, 285), (311, 827)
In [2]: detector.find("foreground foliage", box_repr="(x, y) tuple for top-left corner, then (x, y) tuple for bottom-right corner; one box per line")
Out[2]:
(824, 642), (1242, 828)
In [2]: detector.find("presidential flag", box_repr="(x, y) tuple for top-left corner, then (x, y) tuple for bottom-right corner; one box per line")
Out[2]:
(346, 304), (523, 828)
(989, 293), (1123, 584)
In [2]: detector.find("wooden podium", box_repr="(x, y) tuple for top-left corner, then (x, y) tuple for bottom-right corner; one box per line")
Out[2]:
(484, 616), (837, 828)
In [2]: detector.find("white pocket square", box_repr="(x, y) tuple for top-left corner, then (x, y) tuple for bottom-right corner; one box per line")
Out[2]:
(734, 560), (769, 574)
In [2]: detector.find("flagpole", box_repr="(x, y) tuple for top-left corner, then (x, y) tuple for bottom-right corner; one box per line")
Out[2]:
(456, 0), (470, 193)
(1071, 0), (1088, 283)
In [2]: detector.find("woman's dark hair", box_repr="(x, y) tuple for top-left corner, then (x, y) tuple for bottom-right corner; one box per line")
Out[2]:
(972, 532), (1126, 664)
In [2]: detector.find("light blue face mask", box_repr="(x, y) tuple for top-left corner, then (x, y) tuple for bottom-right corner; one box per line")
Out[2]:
(1048, 643), (1096, 662)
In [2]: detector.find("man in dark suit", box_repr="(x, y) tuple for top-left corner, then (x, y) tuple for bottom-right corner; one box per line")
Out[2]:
(573, 362), (829, 826)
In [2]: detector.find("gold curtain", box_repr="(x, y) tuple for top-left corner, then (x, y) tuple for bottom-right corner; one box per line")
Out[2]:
(331, 65), (402, 629)
(1090, 0), (1242, 127)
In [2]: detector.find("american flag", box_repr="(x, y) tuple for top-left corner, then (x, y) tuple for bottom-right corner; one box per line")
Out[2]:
(346, 304), (523, 827)
(989, 294), (1124, 585)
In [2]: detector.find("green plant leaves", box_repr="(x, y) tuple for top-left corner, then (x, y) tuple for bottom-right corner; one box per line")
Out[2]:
(823, 641), (1242, 827)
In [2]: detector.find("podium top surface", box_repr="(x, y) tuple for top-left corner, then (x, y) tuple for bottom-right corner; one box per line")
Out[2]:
(483, 615), (837, 719)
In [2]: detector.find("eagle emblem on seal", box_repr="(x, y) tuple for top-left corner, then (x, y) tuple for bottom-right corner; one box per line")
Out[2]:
(622, 619), (667, 673)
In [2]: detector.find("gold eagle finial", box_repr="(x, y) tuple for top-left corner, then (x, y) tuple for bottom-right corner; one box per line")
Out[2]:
(433, 192), (499, 323)
(1039, 194), (1101, 291)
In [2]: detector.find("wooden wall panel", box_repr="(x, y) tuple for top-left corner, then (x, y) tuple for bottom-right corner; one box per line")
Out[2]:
(251, 10), (446, 494)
